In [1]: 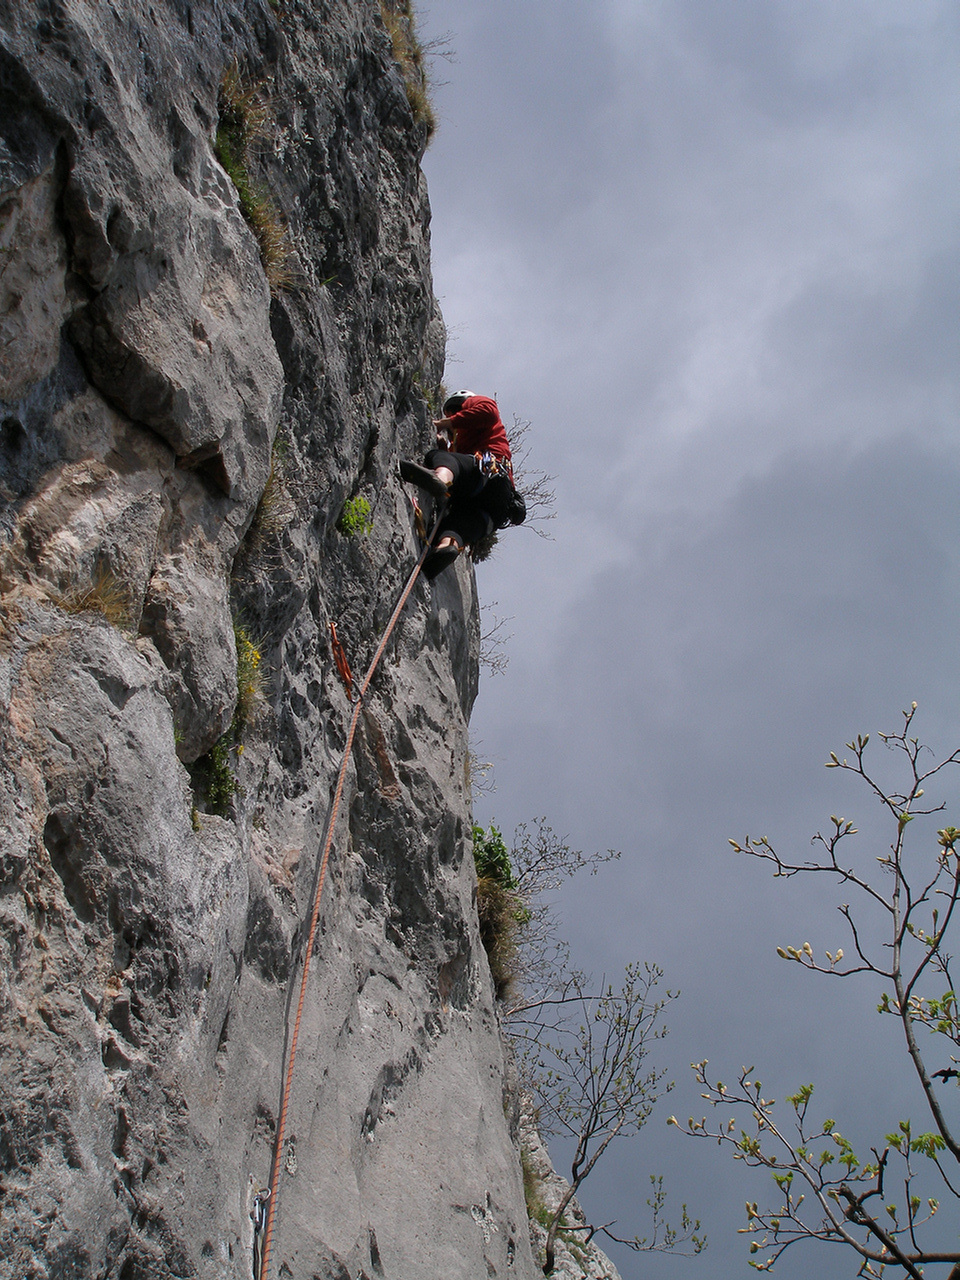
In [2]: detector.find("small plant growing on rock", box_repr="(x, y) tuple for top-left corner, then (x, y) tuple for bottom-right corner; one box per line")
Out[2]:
(215, 59), (291, 292)
(199, 734), (237, 815)
(192, 622), (266, 818)
(473, 821), (515, 886)
(56, 565), (131, 630)
(247, 432), (294, 547)
(337, 495), (373, 538)
(413, 373), (446, 417)
(521, 1150), (553, 1232)
(234, 624), (265, 730)
(473, 823), (529, 1002)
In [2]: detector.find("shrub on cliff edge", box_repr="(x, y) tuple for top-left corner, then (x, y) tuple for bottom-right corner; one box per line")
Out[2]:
(380, 0), (437, 139)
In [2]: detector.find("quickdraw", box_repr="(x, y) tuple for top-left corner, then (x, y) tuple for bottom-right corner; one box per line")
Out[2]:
(251, 1188), (270, 1280)
(410, 493), (428, 543)
(329, 620), (354, 702)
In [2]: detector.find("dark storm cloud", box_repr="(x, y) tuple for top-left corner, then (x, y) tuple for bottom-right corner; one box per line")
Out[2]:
(470, 439), (960, 1280)
(468, 435), (960, 1279)
(419, 1), (960, 1274)
(476, 435), (960, 850)
(427, 0), (958, 499)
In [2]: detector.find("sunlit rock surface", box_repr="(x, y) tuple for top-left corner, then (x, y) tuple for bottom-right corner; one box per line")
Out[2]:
(0, 2), (620, 1278)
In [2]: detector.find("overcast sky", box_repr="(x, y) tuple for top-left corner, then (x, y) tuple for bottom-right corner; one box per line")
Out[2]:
(417, 3), (960, 1277)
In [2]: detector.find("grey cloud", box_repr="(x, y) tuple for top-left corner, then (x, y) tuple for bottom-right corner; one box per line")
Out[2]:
(420, 2), (960, 1275)
(472, 437), (960, 1278)
(479, 436), (960, 836)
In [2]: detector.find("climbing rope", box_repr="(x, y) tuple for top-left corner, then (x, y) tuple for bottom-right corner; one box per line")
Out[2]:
(256, 502), (446, 1280)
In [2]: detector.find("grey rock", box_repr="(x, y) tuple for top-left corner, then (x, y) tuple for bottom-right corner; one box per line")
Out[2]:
(0, 2), (590, 1279)
(142, 549), (238, 761)
(0, 162), (68, 403)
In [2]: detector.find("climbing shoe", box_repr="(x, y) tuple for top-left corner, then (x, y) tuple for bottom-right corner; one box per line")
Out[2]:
(423, 544), (461, 580)
(399, 459), (450, 501)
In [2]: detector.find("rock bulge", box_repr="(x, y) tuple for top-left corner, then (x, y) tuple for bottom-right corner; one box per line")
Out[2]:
(0, 1), (536, 1276)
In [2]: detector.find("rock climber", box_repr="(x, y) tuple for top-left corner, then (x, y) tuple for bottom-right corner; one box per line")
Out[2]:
(399, 391), (526, 579)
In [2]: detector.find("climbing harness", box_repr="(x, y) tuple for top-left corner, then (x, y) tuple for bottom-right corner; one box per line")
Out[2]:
(256, 502), (447, 1280)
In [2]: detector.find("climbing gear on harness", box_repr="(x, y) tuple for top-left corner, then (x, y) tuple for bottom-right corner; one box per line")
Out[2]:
(329, 621), (354, 702)
(398, 458), (450, 501)
(256, 501), (448, 1280)
(442, 390), (475, 415)
(251, 1188), (270, 1280)
(475, 450), (512, 481)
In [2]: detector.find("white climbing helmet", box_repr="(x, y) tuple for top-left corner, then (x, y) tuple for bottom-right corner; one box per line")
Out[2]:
(442, 390), (475, 415)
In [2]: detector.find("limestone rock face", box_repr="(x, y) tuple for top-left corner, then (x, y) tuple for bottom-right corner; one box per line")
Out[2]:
(0, 1), (543, 1278)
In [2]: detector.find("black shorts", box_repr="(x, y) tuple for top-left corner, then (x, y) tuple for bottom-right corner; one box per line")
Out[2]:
(424, 450), (515, 546)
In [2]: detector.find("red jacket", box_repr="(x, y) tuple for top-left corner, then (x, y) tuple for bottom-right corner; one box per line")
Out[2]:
(448, 396), (512, 462)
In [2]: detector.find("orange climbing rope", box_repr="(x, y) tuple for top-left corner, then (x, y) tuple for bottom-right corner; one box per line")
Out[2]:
(256, 506), (446, 1280)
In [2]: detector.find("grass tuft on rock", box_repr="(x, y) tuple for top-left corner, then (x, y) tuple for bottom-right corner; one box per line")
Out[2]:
(380, 1), (437, 139)
(56, 565), (131, 630)
(215, 60), (292, 292)
(192, 622), (267, 818)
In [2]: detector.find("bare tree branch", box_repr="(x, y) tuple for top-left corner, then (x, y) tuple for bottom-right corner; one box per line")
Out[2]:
(682, 707), (960, 1276)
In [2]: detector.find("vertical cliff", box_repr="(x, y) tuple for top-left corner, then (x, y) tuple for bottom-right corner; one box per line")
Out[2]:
(0, 2), (543, 1276)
